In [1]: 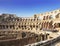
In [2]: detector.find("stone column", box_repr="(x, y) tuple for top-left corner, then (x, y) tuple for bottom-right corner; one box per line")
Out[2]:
(44, 22), (46, 29)
(40, 34), (42, 41)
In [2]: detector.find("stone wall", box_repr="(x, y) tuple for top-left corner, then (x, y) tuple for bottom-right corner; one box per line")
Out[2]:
(0, 36), (36, 46)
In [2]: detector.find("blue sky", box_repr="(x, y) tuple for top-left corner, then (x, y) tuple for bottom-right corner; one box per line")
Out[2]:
(0, 0), (60, 17)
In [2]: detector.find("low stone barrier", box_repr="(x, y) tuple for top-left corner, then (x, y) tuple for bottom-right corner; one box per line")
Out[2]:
(25, 36), (60, 46)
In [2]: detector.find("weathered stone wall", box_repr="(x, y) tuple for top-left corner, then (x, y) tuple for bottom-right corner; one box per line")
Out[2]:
(0, 9), (60, 32)
(0, 36), (36, 46)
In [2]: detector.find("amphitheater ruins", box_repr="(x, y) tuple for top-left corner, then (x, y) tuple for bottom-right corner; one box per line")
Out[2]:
(0, 9), (60, 46)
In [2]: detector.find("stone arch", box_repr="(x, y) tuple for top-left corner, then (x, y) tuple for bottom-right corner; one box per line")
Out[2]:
(43, 22), (45, 28)
(55, 13), (60, 18)
(30, 25), (32, 30)
(53, 23), (57, 28)
(22, 32), (26, 38)
(46, 16), (49, 19)
(6, 25), (8, 29)
(43, 16), (45, 20)
(54, 23), (60, 28)
(34, 14), (37, 19)
(44, 22), (46, 29)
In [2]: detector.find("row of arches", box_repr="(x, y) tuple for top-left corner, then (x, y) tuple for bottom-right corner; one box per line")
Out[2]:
(0, 21), (53, 30)
(43, 13), (60, 20)
(0, 25), (15, 29)
(43, 16), (52, 20)
(41, 21), (53, 29)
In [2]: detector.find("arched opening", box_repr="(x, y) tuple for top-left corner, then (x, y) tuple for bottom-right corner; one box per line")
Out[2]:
(22, 32), (26, 38)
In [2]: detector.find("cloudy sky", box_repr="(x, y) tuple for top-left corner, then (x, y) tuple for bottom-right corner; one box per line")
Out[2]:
(0, 0), (60, 17)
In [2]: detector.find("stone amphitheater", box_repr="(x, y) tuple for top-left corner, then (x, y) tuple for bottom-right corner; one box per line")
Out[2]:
(0, 9), (60, 32)
(0, 9), (60, 46)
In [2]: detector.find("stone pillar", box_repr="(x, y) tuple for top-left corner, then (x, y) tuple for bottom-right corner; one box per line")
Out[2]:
(4, 25), (6, 29)
(40, 34), (42, 41)
(45, 22), (46, 29)
(1, 25), (3, 29)
(47, 22), (49, 29)
(48, 23), (50, 29)
(42, 23), (43, 29)
(0, 25), (1, 29)
(46, 16), (48, 20)
(45, 22), (47, 29)
(44, 23), (45, 28)
(8, 25), (10, 29)
(43, 23), (44, 28)
(44, 34), (48, 40)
